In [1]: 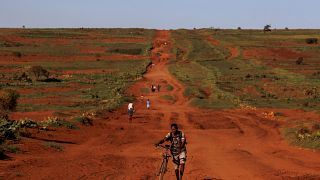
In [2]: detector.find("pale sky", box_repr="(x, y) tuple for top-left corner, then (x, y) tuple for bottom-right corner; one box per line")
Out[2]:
(1, 0), (319, 29)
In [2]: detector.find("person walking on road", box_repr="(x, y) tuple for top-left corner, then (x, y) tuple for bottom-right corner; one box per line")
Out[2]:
(127, 102), (134, 123)
(146, 99), (150, 109)
(155, 123), (187, 180)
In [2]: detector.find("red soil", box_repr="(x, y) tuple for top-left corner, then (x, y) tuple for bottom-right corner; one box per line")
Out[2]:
(228, 46), (239, 59)
(9, 111), (55, 121)
(18, 97), (75, 106)
(1, 31), (320, 179)
(206, 36), (220, 46)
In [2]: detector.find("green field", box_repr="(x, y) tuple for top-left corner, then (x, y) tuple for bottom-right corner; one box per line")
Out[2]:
(170, 29), (320, 110)
(0, 28), (155, 116)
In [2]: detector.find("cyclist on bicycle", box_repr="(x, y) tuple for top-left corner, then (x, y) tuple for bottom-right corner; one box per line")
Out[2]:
(155, 123), (186, 180)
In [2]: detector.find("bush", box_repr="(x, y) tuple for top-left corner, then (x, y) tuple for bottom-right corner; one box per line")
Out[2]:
(73, 116), (92, 126)
(166, 84), (174, 91)
(109, 48), (142, 55)
(12, 52), (22, 58)
(0, 89), (20, 111)
(0, 118), (17, 140)
(0, 118), (38, 140)
(27, 66), (49, 80)
(306, 38), (318, 44)
(41, 116), (78, 129)
(0, 110), (8, 120)
(39, 78), (61, 82)
(1, 144), (20, 153)
(312, 123), (320, 130)
(296, 57), (304, 65)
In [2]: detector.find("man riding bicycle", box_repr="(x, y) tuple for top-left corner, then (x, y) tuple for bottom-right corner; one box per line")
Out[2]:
(155, 123), (187, 180)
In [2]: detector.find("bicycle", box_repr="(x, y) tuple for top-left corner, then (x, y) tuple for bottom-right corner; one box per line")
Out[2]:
(156, 144), (171, 180)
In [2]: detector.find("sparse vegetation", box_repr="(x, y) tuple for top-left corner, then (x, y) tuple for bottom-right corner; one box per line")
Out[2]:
(161, 95), (175, 102)
(27, 66), (50, 81)
(0, 28), (154, 115)
(140, 87), (151, 94)
(296, 57), (304, 65)
(73, 115), (92, 126)
(306, 38), (318, 44)
(166, 84), (174, 91)
(0, 89), (20, 111)
(41, 116), (78, 129)
(284, 125), (320, 149)
(170, 29), (320, 111)
(43, 141), (64, 151)
(109, 48), (142, 55)
(12, 52), (22, 58)
(0, 143), (20, 153)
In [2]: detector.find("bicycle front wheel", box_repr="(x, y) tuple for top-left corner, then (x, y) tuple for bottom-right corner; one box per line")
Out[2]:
(159, 159), (168, 180)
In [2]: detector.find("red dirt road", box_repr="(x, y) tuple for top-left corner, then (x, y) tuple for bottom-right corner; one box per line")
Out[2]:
(1, 30), (320, 179)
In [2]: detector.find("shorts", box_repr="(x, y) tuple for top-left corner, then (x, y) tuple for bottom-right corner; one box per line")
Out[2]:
(128, 109), (134, 116)
(172, 151), (186, 170)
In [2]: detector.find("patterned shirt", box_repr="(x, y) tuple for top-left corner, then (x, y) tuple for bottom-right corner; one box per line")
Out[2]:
(165, 131), (186, 155)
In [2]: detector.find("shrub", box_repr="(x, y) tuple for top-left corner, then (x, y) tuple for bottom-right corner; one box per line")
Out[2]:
(41, 116), (78, 129)
(0, 147), (5, 159)
(312, 123), (320, 130)
(39, 78), (61, 82)
(166, 84), (174, 91)
(0, 110), (8, 120)
(0, 89), (20, 111)
(306, 38), (318, 44)
(274, 112), (285, 116)
(1, 144), (20, 153)
(12, 52), (22, 58)
(27, 66), (50, 80)
(109, 48), (142, 55)
(0, 118), (17, 140)
(73, 116), (92, 126)
(0, 118), (38, 140)
(296, 57), (304, 65)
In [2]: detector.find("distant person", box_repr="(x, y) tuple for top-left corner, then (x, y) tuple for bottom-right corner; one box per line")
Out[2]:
(128, 102), (134, 122)
(146, 99), (150, 109)
(157, 84), (161, 92)
(155, 123), (187, 180)
(151, 85), (156, 92)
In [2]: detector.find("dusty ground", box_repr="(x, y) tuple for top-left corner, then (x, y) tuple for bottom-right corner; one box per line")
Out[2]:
(1, 30), (320, 180)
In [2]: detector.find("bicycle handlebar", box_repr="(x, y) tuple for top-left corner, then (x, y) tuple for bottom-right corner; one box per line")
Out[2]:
(156, 144), (170, 150)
